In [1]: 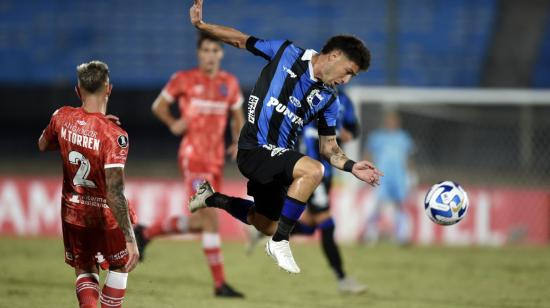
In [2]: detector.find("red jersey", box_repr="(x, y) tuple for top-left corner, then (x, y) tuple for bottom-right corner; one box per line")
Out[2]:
(41, 106), (131, 229)
(161, 68), (243, 168)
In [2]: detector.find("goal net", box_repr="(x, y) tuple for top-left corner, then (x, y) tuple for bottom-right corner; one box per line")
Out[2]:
(332, 86), (550, 246)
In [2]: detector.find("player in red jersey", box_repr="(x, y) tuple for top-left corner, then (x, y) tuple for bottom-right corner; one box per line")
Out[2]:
(38, 61), (139, 308)
(133, 32), (245, 297)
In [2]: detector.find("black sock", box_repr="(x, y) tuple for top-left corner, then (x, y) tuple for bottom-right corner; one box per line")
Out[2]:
(272, 216), (296, 241)
(320, 221), (345, 280)
(205, 192), (253, 224)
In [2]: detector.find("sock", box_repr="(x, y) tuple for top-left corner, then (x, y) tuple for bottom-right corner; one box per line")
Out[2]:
(206, 192), (253, 224)
(292, 222), (316, 235)
(75, 273), (100, 308)
(272, 197), (306, 242)
(319, 218), (345, 280)
(143, 215), (189, 239)
(202, 232), (225, 289)
(100, 271), (127, 308)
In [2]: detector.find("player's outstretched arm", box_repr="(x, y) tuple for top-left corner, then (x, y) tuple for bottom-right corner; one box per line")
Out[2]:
(105, 167), (139, 272)
(190, 0), (249, 49)
(38, 134), (59, 152)
(319, 135), (383, 187)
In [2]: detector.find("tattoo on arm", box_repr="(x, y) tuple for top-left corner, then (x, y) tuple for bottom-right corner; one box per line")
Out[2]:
(105, 168), (135, 243)
(321, 136), (350, 169)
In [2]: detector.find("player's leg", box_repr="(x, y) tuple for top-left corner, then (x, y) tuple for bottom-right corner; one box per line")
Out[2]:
(62, 221), (101, 308)
(392, 179), (411, 245)
(200, 173), (244, 298)
(99, 227), (133, 308)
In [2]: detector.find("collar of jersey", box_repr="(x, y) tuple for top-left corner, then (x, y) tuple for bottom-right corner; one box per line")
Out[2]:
(301, 49), (318, 82)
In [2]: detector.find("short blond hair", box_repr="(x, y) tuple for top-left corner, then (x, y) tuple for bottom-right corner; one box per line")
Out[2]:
(76, 60), (110, 93)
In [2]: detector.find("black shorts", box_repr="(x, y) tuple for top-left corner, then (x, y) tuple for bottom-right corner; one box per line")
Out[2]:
(307, 176), (333, 214)
(237, 146), (305, 221)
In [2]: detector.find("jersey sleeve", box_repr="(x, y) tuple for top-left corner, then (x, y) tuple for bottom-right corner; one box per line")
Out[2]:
(317, 96), (339, 136)
(338, 93), (359, 137)
(41, 108), (61, 144)
(104, 130), (129, 169)
(160, 72), (185, 103)
(228, 76), (244, 111)
(246, 36), (288, 61)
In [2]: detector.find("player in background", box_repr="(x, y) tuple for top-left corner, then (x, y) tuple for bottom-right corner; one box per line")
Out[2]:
(247, 91), (368, 293)
(187, 0), (383, 274)
(363, 111), (415, 245)
(133, 32), (245, 297)
(38, 60), (139, 308)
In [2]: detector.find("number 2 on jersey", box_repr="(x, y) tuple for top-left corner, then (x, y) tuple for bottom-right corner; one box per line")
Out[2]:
(68, 151), (97, 188)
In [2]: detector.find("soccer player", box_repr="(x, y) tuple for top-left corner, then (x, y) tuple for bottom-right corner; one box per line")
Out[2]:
(188, 0), (383, 274)
(363, 111), (415, 245)
(133, 32), (245, 297)
(38, 60), (139, 308)
(247, 91), (367, 292)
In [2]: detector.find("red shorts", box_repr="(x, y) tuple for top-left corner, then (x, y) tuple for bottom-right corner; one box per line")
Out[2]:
(62, 221), (129, 270)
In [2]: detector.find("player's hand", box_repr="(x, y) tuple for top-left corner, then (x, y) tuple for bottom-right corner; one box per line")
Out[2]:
(124, 241), (140, 273)
(351, 160), (384, 187)
(106, 114), (121, 126)
(169, 118), (187, 136)
(226, 142), (238, 161)
(190, 0), (204, 28)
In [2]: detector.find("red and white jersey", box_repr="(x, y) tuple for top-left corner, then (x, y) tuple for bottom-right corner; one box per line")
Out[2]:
(41, 106), (133, 229)
(161, 68), (243, 168)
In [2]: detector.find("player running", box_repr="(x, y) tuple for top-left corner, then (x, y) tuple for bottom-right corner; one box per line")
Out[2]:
(247, 91), (368, 293)
(133, 32), (245, 297)
(187, 0), (383, 274)
(38, 60), (139, 308)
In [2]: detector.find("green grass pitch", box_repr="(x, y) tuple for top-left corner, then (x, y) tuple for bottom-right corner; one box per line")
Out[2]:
(0, 237), (549, 308)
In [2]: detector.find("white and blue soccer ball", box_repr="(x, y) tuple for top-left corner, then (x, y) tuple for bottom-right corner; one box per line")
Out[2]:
(424, 181), (469, 226)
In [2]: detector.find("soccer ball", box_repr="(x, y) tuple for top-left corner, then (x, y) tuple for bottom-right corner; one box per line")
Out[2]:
(424, 181), (469, 225)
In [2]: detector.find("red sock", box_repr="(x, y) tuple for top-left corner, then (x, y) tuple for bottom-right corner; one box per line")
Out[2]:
(100, 285), (125, 308)
(144, 215), (188, 239)
(100, 271), (127, 308)
(202, 233), (225, 289)
(75, 274), (99, 308)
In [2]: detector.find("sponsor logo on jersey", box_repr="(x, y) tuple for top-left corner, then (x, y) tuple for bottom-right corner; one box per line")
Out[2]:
(262, 144), (289, 157)
(77, 120), (87, 126)
(283, 66), (297, 78)
(117, 135), (128, 148)
(266, 97), (304, 126)
(190, 98), (228, 115)
(247, 95), (259, 124)
(289, 96), (301, 108)
(307, 89), (324, 107)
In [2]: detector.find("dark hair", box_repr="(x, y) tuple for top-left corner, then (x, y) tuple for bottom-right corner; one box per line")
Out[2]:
(76, 60), (110, 93)
(197, 31), (223, 49)
(321, 35), (370, 71)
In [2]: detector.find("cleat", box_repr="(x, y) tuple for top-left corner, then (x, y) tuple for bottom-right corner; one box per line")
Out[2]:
(265, 239), (300, 274)
(338, 277), (368, 294)
(245, 226), (266, 256)
(188, 181), (215, 213)
(214, 282), (245, 298)
(133, 224), (149, 262)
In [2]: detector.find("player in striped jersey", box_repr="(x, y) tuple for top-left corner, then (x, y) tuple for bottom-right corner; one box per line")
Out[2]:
(188, 0), (383, 274)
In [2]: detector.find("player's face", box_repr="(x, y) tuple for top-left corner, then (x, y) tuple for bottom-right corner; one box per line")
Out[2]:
(321, 52), (359, 87)
(197, 40), (224, 74)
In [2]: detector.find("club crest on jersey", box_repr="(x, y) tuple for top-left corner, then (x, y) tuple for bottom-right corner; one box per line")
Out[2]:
(117, 135), (128, 148)
(219, 84), (228, 97)
(306, 89), (324, 107)
(77, 120), (87, 126)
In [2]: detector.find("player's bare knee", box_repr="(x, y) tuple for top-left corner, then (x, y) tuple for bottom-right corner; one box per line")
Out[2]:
(305, 160), (324, 185)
